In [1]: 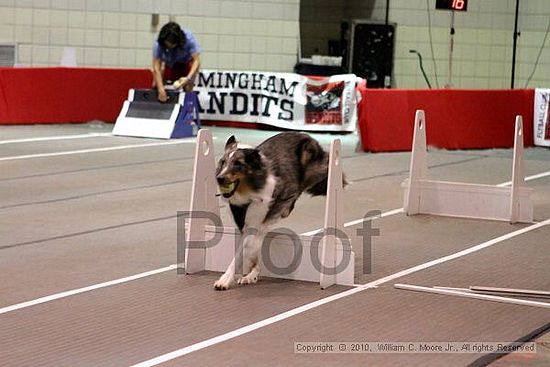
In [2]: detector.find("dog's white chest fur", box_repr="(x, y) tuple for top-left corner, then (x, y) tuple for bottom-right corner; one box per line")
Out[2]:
(229, 174), (277, 227)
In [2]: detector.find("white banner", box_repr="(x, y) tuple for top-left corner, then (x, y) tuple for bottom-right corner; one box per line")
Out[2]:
(534, 88), (550, 147)
(194, 70), (359, 132)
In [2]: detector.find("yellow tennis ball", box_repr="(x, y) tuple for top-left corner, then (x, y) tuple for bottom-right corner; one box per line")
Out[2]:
(219, 182), (236, 194)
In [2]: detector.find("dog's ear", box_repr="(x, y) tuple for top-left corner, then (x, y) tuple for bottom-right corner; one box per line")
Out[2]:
(298, 138), (325, 166)
(225, 135), (238, 151)
(243, 149), (263, 171)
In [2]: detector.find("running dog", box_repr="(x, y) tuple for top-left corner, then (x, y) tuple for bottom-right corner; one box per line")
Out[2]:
(214, 132), (342, 290)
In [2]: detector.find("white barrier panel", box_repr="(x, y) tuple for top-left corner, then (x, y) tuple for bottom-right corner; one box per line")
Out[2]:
(403, 110), (533, 224)
(113, 89), (199, 139)
(202, 226), (354, 286)
(185, 129), (355, 288)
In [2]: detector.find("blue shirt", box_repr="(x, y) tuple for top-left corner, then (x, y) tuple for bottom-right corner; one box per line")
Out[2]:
(153, 29), (201, 67)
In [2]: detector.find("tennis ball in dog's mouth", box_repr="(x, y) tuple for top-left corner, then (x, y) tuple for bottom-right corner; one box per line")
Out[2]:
(219, 182), (236, 194)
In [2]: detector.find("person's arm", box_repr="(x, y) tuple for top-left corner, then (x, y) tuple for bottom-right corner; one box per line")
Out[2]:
(176, 53), (201, 92)
(153, 57), (169, 102)
(187, 53), (200, 81)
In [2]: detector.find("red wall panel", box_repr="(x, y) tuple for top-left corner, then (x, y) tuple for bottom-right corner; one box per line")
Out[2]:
(0, 67), (151, 124)
(358, 88), (534, 152)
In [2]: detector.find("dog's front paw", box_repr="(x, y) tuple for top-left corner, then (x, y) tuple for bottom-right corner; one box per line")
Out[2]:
(214, 276), (234, 291)
(238, 268), (260, 285)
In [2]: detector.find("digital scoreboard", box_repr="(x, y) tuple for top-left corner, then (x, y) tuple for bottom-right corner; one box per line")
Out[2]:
(436, 0), (468, 11)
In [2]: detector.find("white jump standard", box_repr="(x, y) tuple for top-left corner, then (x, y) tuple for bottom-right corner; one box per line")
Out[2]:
(403, 110), (534, 223)
(183, 129), (355, 288)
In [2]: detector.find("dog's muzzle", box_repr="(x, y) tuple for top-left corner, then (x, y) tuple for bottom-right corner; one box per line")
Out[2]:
(217, 177), (239, 198)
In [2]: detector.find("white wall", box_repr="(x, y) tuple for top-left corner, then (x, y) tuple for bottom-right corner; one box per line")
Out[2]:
(0, 0), (548, 88)
(387, 0), (550, 89)
(0, 0), (300, 72)
(300, 0), (549, 89)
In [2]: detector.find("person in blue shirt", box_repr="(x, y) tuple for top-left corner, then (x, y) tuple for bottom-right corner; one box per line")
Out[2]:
(152, 22), (201, 102)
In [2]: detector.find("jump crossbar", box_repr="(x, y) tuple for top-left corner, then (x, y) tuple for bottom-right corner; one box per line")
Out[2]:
(395, 284), (550, 309)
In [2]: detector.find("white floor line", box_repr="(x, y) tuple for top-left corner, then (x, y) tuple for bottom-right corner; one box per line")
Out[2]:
(0, 265), (177, 315)
(343, 208), (404, 228)
(0, 132), (113, 145)
(130, 218), (550, 367)
(0, 139), (197, 162)
(130, 286), (374, 367)
(496, 170), (550, 187)
(301, 208), (404, 237)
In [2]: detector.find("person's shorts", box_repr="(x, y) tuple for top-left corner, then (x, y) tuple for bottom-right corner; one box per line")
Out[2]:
(163, 61), (192, 83)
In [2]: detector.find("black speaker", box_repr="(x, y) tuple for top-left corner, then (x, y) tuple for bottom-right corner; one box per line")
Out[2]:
(348, 22), (395, 88)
